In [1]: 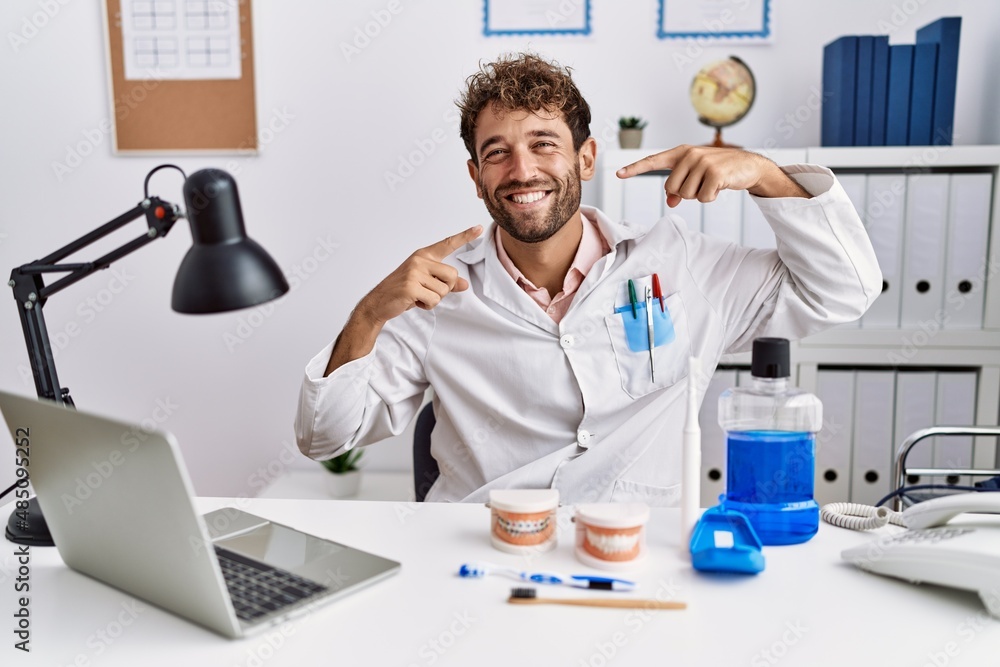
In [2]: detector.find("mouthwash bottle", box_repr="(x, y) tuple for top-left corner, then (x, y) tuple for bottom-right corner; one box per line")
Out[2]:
(718, 338), (822, 545)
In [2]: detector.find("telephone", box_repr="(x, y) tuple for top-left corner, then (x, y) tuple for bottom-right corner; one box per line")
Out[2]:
(839, 492), (1000, 619)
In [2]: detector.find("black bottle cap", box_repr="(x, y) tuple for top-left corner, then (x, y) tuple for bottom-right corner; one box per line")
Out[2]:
(751, 338), (790, 378)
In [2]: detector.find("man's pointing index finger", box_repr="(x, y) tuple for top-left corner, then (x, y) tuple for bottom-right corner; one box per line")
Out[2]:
(616, 146), (685, 179)
(421, 225), (484, 260)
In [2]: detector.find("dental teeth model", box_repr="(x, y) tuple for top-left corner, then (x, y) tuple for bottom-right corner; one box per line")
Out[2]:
(573, 503), (650, 570)
(488, 489), (560, 554)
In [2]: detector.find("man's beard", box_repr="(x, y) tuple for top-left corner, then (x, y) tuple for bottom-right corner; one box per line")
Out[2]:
(481, 162), (581, 244)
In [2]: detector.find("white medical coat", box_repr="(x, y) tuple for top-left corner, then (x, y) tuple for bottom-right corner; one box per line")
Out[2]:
(296, 165), (882, 505)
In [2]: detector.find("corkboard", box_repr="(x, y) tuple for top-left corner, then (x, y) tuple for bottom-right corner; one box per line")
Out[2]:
(103, 0), (257, 153)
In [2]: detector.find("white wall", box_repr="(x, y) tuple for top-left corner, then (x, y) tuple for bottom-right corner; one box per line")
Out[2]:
(1, 0), (998, 501)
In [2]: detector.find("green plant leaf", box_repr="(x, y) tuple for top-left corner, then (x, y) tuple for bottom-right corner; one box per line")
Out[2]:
(321, 448), (364, 474)
(618, 116), (647, 130)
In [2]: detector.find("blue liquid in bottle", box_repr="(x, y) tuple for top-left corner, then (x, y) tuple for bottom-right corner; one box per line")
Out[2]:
(718, 338), (823, 546)
(724, 431), (819, 545)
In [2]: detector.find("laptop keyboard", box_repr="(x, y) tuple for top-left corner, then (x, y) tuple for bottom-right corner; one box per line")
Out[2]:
(215, 546), (329, 622)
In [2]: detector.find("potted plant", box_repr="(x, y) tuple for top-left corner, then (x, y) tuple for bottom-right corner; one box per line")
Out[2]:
(320, 449), (363, 498)
(618, 117), (648, 149)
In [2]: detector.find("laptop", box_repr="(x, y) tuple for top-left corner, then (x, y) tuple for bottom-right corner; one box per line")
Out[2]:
(0, 390), (400, 638)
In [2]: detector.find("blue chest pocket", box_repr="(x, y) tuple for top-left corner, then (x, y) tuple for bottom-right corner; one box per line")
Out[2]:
(614, 301), (676, 353)
(605, 292), (691, 399)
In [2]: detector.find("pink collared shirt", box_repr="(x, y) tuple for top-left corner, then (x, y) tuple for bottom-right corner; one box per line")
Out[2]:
(495, 216), (610, 323)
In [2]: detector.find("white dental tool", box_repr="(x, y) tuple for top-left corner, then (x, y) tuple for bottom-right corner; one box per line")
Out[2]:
(681, 356), (702, 557)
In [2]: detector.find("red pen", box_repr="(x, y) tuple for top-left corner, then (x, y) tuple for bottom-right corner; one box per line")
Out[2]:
(652, 274), (665, 312)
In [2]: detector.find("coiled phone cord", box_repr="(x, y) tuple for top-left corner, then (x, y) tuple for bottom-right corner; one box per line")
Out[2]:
(820, 503), (907, 531)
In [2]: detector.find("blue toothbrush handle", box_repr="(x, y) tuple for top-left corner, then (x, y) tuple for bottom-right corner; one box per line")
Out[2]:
(570, 575), (636, 591)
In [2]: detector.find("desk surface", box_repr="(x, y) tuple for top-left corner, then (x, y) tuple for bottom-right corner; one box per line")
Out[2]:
(3, 497), (998, 666)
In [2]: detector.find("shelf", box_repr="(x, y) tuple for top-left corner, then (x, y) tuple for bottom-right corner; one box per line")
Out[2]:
(796, 329), (1000, 366)
(806, 145), (1000, 170)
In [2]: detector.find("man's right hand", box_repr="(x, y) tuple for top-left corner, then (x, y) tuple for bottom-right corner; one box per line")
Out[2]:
(356, 225), (483, 325)
(324, 225), (483, 376)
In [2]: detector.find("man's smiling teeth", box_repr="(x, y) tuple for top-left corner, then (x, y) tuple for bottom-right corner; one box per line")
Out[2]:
(510, 191), (547, 204)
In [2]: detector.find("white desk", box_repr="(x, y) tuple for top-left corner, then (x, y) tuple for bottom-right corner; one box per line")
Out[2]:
(4, 498), (998, 666)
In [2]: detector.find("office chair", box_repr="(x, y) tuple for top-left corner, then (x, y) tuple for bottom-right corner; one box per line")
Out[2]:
(892, 426), (1000, 510)
(413, 402), (440, 502)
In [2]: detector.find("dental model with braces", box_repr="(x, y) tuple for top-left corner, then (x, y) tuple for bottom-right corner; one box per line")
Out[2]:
(488, 489), (560, 554)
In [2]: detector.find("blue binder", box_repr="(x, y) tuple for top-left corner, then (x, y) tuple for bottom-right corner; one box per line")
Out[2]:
(854, 36), (875, 146)
(886, 45), (913, 146)
(916, 17), (961, 146)
(908, 42), (938, 145)
(822, 36), (858, 146)
(869, 36), (890, 146)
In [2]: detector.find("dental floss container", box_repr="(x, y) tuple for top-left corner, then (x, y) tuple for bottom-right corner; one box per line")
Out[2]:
(573, 503), (650, 570)
(487, 489), (559, 554)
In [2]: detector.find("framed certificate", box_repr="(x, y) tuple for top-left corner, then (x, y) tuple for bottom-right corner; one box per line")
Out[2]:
(483, 0), (592, 36)
(658, 0), (772, 43)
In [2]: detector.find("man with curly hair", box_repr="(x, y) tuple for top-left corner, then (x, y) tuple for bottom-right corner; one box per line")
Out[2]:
(296, 53), (881, 504)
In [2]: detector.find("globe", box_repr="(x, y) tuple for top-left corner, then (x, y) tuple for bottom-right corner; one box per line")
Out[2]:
(689, 56), (756, 146)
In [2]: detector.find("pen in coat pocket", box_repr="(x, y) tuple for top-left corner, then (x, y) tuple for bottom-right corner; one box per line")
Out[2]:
(627, 279), (638, 319)
(645, 286), (655, 382)
(652, 273), (665, 312)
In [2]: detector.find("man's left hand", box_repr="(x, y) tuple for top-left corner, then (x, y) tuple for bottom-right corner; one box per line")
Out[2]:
(616, 145), (810, 208)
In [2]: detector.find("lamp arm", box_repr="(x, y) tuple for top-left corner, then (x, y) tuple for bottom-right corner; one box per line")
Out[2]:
(8, 196), (183, 404)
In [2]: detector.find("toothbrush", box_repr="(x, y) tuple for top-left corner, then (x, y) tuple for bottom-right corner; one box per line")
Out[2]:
(458, 562), (636, 591)
(681, 356), (702, 558)
(509, 588), (686, 610)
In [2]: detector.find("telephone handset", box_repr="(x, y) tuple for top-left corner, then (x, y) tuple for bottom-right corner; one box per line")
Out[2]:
(840, 492), (1000, 619)
(898, 491), (1000, 529)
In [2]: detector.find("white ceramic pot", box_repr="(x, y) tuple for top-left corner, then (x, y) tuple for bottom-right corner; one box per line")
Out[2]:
(325, 470), (361, 498)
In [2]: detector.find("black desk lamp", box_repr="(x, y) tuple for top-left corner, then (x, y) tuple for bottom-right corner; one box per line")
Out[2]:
(6, 164), (289, 546)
